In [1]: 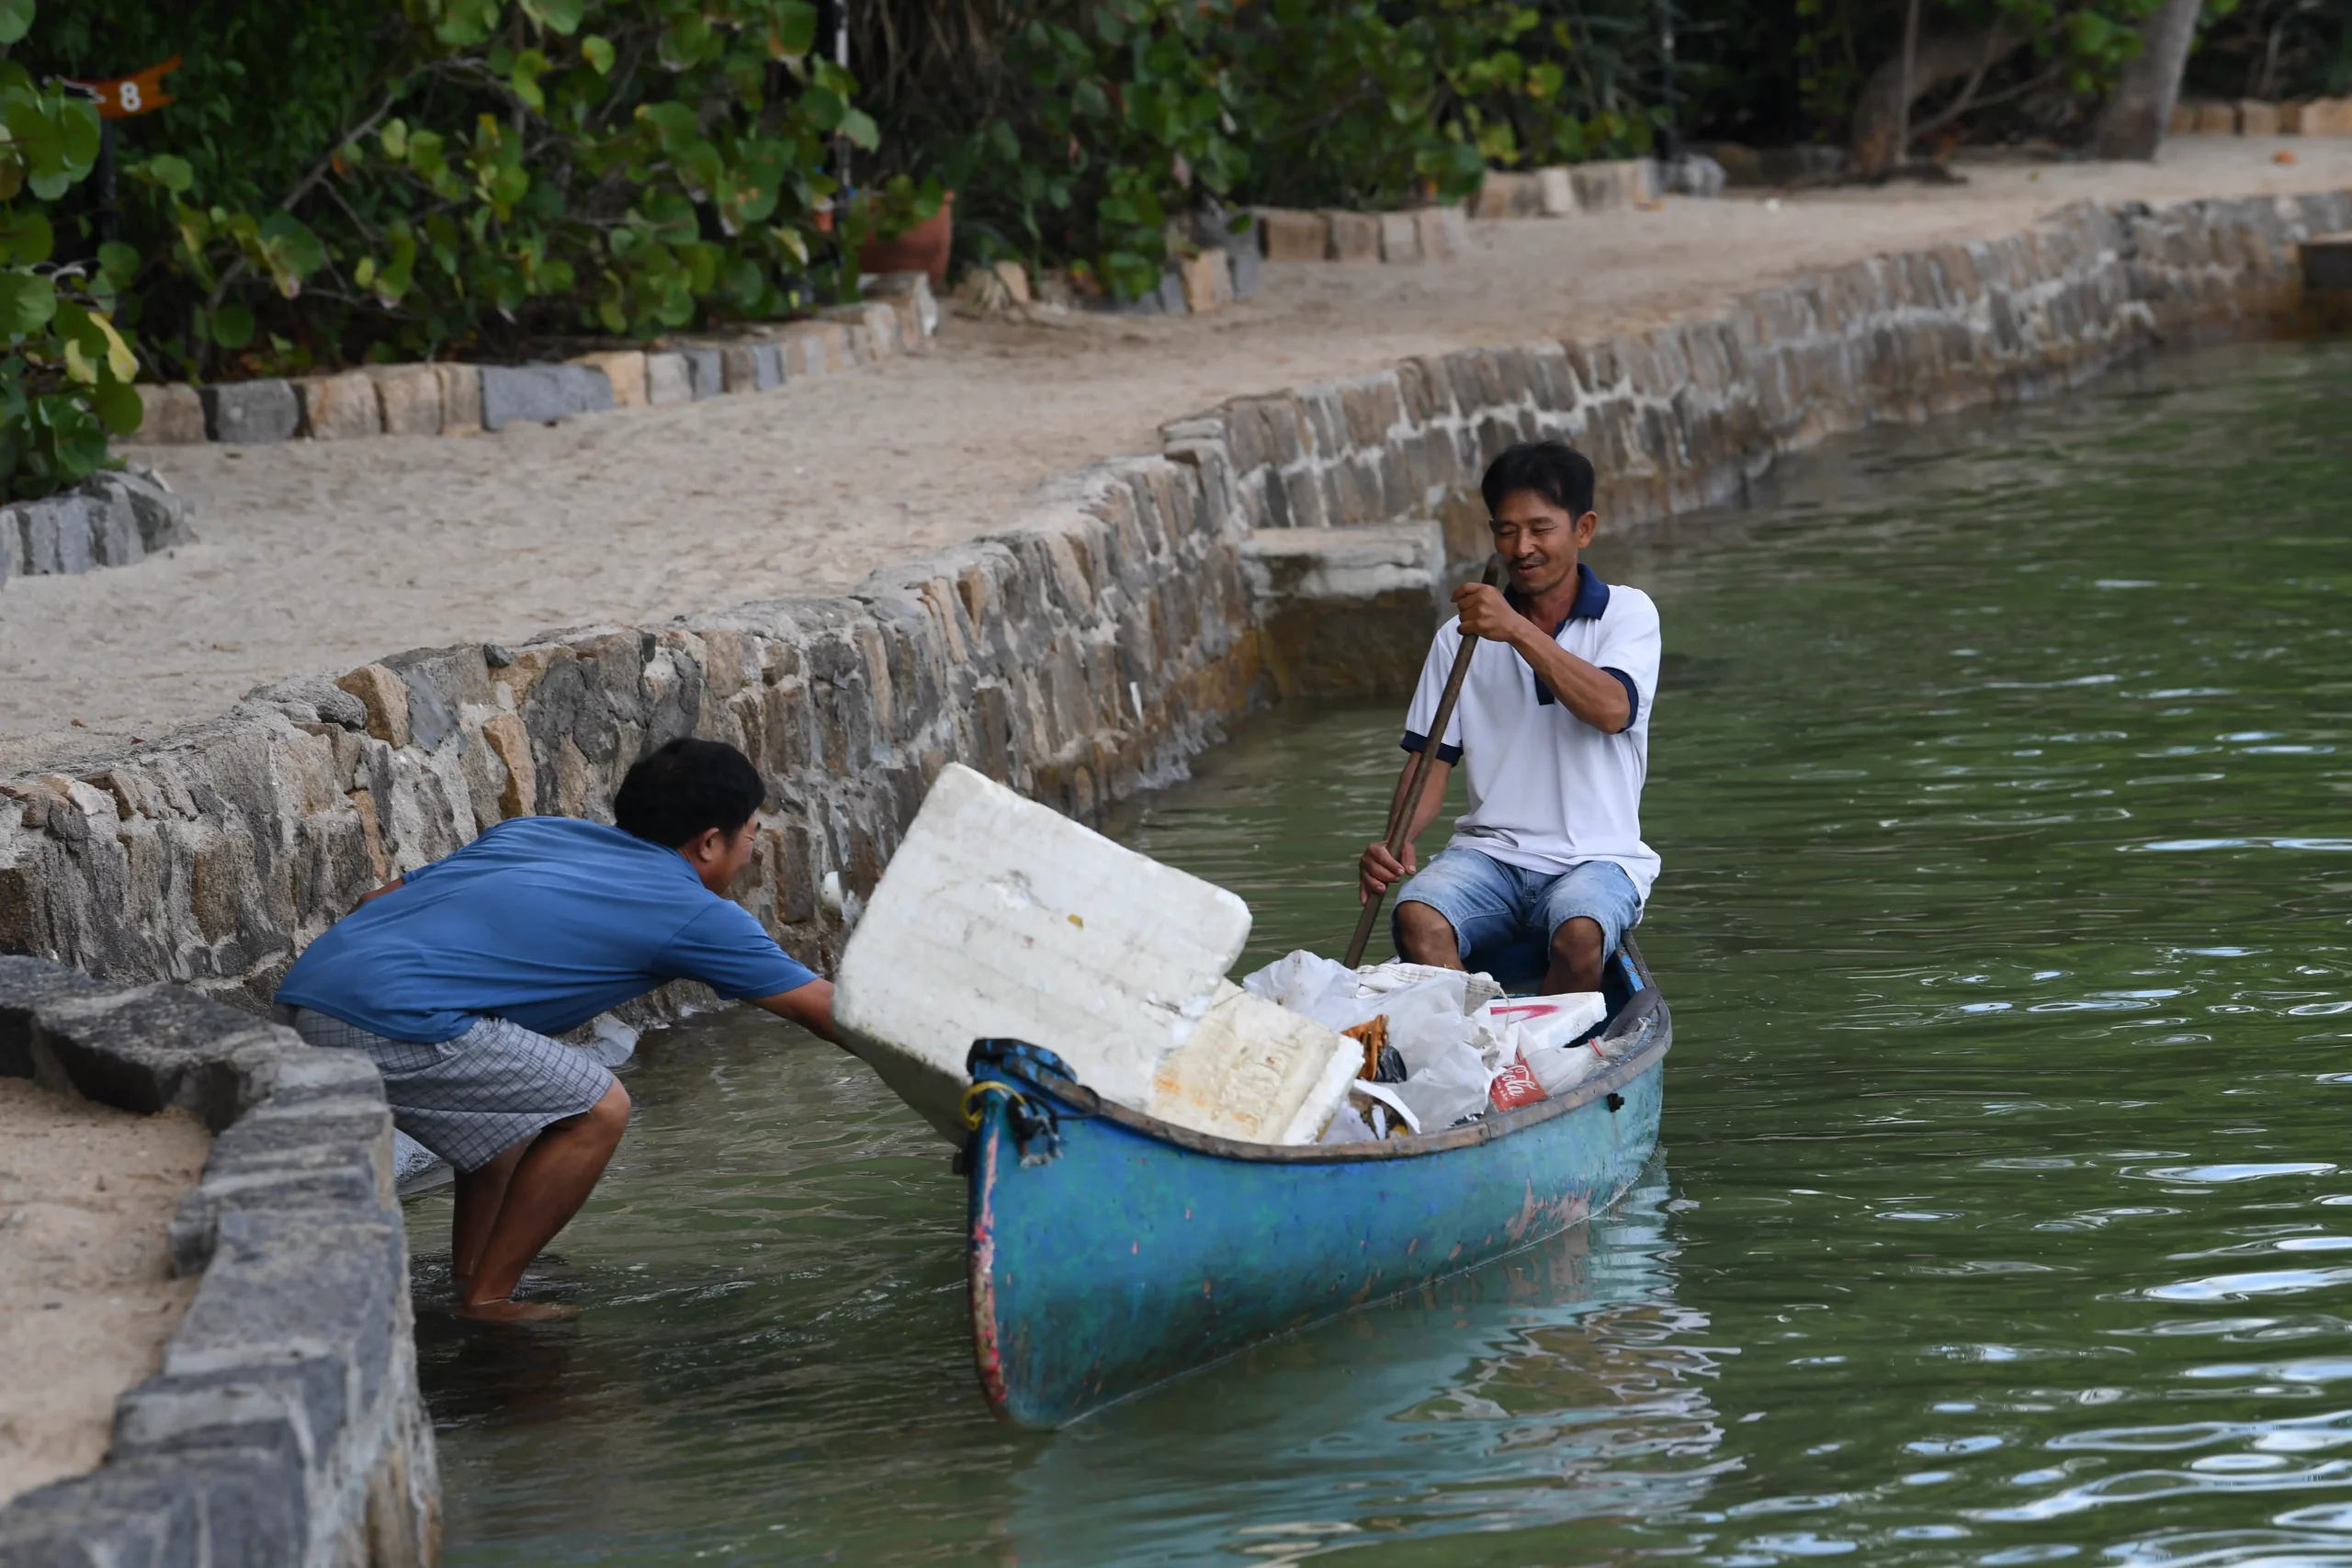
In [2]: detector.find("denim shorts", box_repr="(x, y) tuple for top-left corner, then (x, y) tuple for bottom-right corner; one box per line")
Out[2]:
(1392, 848), (1641, 983)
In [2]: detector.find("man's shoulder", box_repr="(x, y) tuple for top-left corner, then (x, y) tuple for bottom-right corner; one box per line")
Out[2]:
(1600, 583), (1659, 627)
(459, 815), (679, 878)
(487, 815), (639, 849)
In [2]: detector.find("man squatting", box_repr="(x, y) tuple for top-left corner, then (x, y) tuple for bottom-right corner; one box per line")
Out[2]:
(276, 739), (835, 1321)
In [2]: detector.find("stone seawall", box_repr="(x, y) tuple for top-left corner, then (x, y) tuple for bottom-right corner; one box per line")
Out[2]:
(1185, 191), (2352, 562)
(0, 456), (1264, 1010)
(0, 957), (435, 1567)
(6, 191), (2347, 1013)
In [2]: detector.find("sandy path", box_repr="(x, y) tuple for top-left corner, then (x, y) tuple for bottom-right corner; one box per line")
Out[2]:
(0, 1080), (209, 1506)
(6, 139), (2346, 774)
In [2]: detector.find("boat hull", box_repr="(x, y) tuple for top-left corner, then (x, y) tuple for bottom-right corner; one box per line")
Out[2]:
(967, 966), (1669, 1427)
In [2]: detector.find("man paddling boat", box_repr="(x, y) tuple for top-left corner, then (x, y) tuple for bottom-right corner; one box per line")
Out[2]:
(275, 738), (837, 1321)
(1359, 441), (1661, 993)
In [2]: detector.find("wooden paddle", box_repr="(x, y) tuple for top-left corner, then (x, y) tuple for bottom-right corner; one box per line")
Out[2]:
(1343, 554), (1508, 967)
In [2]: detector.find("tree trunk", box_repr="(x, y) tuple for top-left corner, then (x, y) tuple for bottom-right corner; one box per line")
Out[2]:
(2093, 0), (2203, 160)
(1849, 28), (2018, 178)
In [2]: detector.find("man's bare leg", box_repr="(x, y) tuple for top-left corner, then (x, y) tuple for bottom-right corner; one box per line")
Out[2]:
(450, 1140), (530, 1298)
(455, 1080), (632, 1322)
(1544, 916), (1605, 996)
(1394, 900), (1467, 971)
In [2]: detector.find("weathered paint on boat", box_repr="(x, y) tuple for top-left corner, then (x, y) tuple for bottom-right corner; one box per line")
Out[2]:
(967, 941), (1671, 1427)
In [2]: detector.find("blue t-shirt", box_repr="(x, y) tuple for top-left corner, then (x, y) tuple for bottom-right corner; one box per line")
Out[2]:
(277, 816), (818, 1043)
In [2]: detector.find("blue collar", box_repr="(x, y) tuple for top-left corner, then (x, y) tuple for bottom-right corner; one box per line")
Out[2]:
(1507, 563), (1611, 635)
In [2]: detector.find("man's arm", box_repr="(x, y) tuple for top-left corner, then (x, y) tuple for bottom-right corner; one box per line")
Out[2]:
(356, 875), (405, 907)
(1358, 753), (1453, 903)
(753, 977), (838, 1043)
(1453, 583), (1632, 733)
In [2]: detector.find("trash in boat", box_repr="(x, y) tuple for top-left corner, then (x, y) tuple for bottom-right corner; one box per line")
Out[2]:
(1148, 983), (1360, 1145)
(1340, 1015), (1407, 1082)
(1486, 1056), (1546, 1112)
(834, 764), (1357, 1145)
(833, 764), (1625, 1151)
(1241, 950), (1620, 1144)
(1483, 992), (1611, 1097)
(1346, 1077), (1421, 1141)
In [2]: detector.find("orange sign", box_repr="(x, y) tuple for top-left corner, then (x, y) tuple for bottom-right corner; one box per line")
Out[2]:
(63, 56), (181, 120)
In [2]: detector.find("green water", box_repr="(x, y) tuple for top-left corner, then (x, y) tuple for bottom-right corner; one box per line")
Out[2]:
(417, 339), (2352, 1565)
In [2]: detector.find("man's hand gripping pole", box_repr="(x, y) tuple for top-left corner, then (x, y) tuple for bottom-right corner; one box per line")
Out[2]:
(1342, 555), (1507, 968)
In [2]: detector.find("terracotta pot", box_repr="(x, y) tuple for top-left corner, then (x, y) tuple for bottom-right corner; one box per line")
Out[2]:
(855, 190), (955, 288)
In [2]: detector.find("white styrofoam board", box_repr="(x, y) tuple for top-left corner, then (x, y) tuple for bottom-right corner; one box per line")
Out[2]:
(835, 762), (1252, 1141)
(1148, 982), (1360, 1145)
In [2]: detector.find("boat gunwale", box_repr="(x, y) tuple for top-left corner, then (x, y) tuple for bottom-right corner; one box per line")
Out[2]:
(978, 937), (1671, 1166)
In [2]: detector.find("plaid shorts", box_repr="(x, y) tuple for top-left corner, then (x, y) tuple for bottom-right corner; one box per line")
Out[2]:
(278, 1007), (616, 1174)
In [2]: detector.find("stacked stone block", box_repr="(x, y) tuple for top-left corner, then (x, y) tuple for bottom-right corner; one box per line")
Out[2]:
(120, 276), (940, 449)
(1253, 206), (1465, 267)
(0, 469), (194, 585)
(0, 956), (436, 1567)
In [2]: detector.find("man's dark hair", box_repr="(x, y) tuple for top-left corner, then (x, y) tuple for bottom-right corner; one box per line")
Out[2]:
(613, 738), (764, 848)
(1481, 441), (1596, 520)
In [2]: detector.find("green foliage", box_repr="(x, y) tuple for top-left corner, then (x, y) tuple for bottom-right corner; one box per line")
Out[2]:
(1792, 0), (2165, 143)
(22, 0), (883, 377)
(1227, 0), (1484, 210)
(2186, 0), (2351, 100)
(1232, 0), (1657, 208)
(3, 0), (2251, 387)
(0, 35), (139, 499)
(918, 0), (1246, 301)
(901, 0), (1661, 302)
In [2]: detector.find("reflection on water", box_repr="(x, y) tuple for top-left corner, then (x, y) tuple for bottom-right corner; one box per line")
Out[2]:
(1003, 1179), (1722, 1565)
(422, 338), (2352, 1564)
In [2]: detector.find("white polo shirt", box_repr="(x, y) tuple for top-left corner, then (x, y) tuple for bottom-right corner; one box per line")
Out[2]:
(1403, 564), (1662, 901)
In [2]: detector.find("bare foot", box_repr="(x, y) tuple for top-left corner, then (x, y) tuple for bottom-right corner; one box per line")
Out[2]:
(452, 1298), (580, 1323)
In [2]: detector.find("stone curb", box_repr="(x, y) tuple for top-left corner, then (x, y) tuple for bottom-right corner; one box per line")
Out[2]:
(0, 468), (195, 588)
(1254, 161), (1666, 256)
(1252, 204), (1468, 265)
(0, 955), (436, 1567)
(2172, 96), (2352, 137)
(119, 274), (940, 449)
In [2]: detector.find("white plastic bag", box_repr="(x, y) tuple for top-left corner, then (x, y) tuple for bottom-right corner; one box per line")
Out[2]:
(1350, 1077), (1423, 1136)
(1388, 1034), (1491, 1132)
(1522, 1040), (1606, 1098)
(1367, 974), (1474, 1069)
(1356, 962), (1506, 1011)
(1467, 993), (1609, 1100)
(1240, 950), (1370, 1032)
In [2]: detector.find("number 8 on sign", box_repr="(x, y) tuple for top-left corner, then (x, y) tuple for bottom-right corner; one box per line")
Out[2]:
(61, 56), (179, 121)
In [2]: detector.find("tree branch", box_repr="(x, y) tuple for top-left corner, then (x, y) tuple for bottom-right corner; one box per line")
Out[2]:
(1911, 61), (2063, 141)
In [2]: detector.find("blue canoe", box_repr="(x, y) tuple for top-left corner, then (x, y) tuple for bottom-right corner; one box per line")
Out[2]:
(963, 937), (1672, 1428)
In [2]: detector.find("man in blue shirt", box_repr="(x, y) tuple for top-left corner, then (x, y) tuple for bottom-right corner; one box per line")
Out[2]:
(277, 739), (834, 1321)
